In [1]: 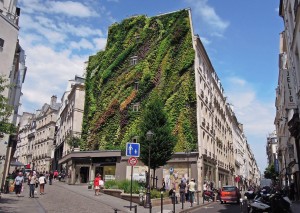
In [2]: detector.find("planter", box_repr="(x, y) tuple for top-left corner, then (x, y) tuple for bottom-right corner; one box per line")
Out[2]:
(103, 189), (123, 198)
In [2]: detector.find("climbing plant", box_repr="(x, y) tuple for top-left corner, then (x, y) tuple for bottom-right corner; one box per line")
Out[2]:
(82, 9), (197, 153)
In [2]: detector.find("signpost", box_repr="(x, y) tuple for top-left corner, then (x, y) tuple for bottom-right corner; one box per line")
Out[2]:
(126, 142), (140, 211)
(126, 142), (140, 157)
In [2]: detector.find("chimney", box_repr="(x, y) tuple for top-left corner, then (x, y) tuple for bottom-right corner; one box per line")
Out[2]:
(51, 95), (57, 106)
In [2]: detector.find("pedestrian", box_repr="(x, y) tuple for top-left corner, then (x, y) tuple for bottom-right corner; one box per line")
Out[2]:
(28, 171), (37, 198)
(185, 180), (190, 201)
(49, 171), (53, 185)
(179, 179), (186, 203)
(14, 172), (24, 197)
(161, 178), (166, 191)
(188, 178), (196, 207)
(53, 170), (59, 181)
(94, 173), (101, 196)
(38, 173), (47, 195)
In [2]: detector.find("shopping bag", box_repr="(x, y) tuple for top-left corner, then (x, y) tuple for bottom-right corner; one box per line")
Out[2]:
(34, 190), (37, 195)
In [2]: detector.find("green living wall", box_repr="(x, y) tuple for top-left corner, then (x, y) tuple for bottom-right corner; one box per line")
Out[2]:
(82, 9), (197, 152)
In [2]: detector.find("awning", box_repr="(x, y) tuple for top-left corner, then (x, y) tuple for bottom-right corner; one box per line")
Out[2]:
(10, 161), (25, 167)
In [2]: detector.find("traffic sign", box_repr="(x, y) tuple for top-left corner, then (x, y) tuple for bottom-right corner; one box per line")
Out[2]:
(128, 157), (138, 166)
(126, 142), (140, 157)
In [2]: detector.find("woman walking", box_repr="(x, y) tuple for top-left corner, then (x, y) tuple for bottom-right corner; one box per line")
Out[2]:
(38, 173), (47, 195)
(28, 171), (36, 198)
(94, 173), (101, 196)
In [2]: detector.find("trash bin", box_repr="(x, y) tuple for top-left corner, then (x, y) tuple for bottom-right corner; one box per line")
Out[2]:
(88, 181), (93, 189)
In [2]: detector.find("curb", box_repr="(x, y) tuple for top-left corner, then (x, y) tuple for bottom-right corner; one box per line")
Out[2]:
(179, 201), (215, 213)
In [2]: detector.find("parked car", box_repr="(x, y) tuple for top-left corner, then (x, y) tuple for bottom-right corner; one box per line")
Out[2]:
(220, 185), (241, 204)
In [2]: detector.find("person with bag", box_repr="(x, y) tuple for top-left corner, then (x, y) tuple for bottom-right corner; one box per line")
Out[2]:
(93, 173), (101, 196)
(28, 171), (37, 198)
(14, 172), (24, 197)
(38, 173), (46, 195)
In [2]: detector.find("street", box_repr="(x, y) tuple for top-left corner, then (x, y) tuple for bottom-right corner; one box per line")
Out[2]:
(187, 202), (240, 213)
(0, 182), (120, 213)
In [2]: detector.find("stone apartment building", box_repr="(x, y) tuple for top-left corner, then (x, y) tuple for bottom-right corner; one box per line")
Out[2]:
(31, 96), (60, 172)
(0, 0), (27, 190)
(53, 76), (85, 171)
(274, 0), (300, 197)
(15, 112), (35, 167)
(266, 131), (278, 169)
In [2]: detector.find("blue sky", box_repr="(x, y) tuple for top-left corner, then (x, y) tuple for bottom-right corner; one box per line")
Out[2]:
(17, 0), (283, 172)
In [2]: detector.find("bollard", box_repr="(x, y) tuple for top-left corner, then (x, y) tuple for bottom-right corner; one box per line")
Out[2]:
(149, 202), (152, 213)
(133, 205), (137, 213)
(240, 198), (248, 213)
(197, 191), (200, 205)
(161, 191), (163, 213)
(172, 192), (176, 213)
(113, 208), (120, 213)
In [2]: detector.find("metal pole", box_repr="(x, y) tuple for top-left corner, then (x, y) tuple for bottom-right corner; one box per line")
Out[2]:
(161, 191), (163, 213)
(172, 191), (176, 213)
(130, 165), (133, 211)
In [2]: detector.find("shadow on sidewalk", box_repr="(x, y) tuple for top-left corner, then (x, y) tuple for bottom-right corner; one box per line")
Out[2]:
(0, 196), (22, 213)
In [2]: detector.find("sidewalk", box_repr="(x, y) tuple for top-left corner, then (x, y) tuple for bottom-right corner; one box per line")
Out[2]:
(291, 200), (300, 213)
(56, 181), (211, 213)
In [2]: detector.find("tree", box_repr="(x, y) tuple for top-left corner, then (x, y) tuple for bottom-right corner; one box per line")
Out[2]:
(264, 163), (279, 180)
(139, 96), (176, 186)
(66, 135), (83, 149)
(0, 75), (15, 135)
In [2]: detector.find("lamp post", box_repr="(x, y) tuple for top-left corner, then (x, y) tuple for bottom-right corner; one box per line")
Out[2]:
(185, 149), (191, 180)
(144, 130), (154, 210)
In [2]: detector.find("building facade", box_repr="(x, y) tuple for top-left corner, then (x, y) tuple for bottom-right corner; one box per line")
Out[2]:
(81, 9), (260, 189)
(275, 0), (300, 199)
(32, 96), (60, 172)
(54, 76), (85, 171)
(0, 0), (27, 190)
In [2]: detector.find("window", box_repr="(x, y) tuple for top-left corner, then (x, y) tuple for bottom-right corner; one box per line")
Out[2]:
(134, 81), (139, 90)
(130, 56), (138, 65)
(0, 38), (4, 52)
(132, 103), (140, 112)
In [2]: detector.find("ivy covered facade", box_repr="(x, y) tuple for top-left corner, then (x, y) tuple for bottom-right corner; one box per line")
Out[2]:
(83, 9), (197, 153)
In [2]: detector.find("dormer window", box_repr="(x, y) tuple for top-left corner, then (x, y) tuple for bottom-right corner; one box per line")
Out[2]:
(134, 81), (139, 90)
(132, 102), (140, 112)
(130, 56), (138, 65)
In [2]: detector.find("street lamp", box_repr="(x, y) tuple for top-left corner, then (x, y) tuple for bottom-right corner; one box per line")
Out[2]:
(185, 149), (191, 180)
(144, 130), (154, 210)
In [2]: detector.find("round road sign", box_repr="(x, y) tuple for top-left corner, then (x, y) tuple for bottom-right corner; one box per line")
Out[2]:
(128, 157), (138, 166)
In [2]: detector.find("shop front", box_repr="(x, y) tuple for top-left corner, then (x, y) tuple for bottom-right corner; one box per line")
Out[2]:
(58, 150), (121, 185)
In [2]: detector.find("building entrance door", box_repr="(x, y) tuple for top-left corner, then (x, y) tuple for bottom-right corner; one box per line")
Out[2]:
(80, 167), (89, 183)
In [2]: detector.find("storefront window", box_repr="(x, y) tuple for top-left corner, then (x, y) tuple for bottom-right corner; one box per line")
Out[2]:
(104, 166), (116, 181)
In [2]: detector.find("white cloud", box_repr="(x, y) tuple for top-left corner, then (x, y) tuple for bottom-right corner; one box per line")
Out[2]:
(70, 38), (94, 50)
(185, 0), (229, 36)
(21, 44), (86, 111)
(93, 37), (107, 51)
(19, 0), (98, 18)
(58, 23), (103, 38)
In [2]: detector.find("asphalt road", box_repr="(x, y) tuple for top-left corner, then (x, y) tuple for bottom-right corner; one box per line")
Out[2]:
(187, 202), (241, 213)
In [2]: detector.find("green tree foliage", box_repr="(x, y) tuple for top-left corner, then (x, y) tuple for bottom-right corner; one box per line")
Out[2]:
(264, 163), (279, 180)
(138, 96), (175, 180)
(66, 135), (83, 148)
(0, 75), (15, 135)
